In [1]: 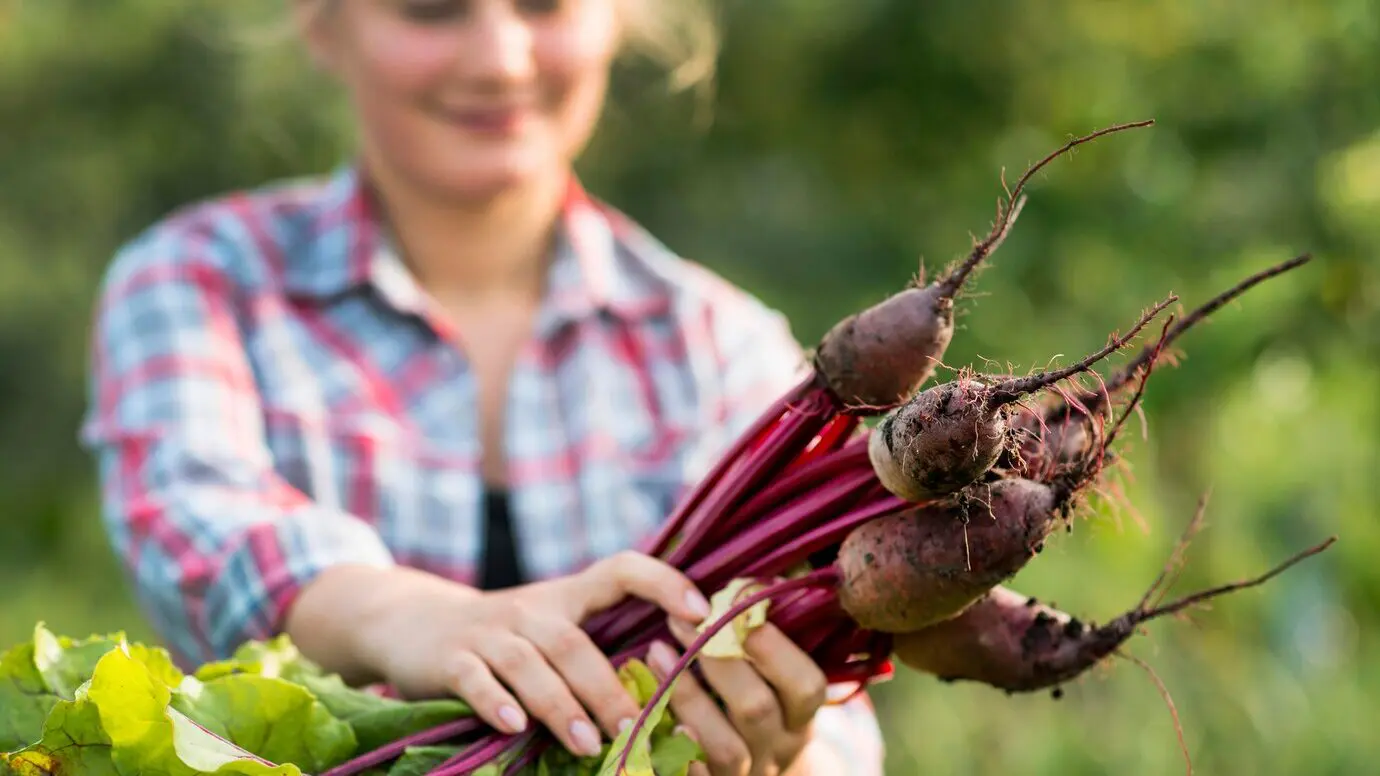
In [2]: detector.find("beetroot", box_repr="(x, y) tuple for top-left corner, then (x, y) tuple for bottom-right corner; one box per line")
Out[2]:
(813, 120), (1155, 411)
(869, 295), (1175, 503)
(834, 477), (1060, 633)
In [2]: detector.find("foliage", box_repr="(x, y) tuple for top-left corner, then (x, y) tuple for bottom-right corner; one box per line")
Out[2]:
(0, 626), (699, 775)
(1, 1), (1376, 774)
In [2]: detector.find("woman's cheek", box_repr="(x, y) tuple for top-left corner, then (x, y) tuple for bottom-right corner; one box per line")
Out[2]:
(536, 34), (617, 151)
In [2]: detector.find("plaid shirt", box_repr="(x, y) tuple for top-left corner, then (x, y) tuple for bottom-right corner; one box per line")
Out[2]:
(80, 166), (884, 772)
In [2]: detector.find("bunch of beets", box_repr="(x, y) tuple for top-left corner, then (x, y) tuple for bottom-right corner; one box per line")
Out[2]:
(321, 120), (1336, 775)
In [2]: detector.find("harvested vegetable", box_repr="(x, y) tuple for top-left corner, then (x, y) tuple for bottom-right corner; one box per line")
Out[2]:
(813, 120), (1154, 411)
(2, 119), (1330, 776)
(867, 295), (1174, 503)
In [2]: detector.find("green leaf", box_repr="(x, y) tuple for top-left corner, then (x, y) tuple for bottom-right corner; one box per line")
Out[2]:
(189, 634), (473, 758)
(86, 646), (302, 775)
(192, 635), (322, 684)
(169, 673), (357, 772)
(648, 732), (703, 776)
(31, 623), (184, 700)
(596, 672), (681, 776)
(382, 745), (462, 775)
(3, 648), (302, 776)
(617, 660), (660, 707)
(0, 641), (57, 752)
(0, 694), (118, 776)
(293, 672), (470, 754)
(616, 661), (674, 738)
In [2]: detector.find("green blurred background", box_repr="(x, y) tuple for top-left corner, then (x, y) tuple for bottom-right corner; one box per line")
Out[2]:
(1, 1), (1377, 774)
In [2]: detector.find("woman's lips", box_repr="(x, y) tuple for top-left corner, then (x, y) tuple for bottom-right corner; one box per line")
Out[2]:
(444, 105), (532, 137)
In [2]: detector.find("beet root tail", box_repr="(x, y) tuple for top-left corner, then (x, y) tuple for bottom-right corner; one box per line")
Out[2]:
(1050, 253), (1314, 424)
(892, 493), (1337, 696)
(988, 294), (1178, 407)
(938, 119), (1155, 300)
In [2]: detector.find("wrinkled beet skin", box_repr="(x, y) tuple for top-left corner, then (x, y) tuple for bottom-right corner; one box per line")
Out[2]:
(892, 586), (1127, 692)
(1009, 417), (1091, 478)
(814, 286), (955, 409)
(837, 478), (1058, 634)
(869, 380), (1009, 502)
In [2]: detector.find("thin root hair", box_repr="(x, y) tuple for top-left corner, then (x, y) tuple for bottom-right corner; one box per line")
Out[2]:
(989, 294), (1177, 406)
(1119, 651), (1193, 776)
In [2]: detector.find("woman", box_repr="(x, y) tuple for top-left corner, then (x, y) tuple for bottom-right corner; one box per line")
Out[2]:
(80, 1), (885, 774)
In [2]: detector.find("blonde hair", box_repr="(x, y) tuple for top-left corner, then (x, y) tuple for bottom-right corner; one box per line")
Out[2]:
(617, 0), (719, 97)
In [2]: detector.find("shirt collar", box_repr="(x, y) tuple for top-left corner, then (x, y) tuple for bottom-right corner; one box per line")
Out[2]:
(283, 164), (675, 329)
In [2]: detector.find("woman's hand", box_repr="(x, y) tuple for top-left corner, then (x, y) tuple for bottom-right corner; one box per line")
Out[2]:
(646, 618), (830, 776)
(288, 553), (712, 759)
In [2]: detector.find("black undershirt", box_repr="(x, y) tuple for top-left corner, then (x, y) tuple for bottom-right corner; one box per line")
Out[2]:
(479, 488), (526, 590)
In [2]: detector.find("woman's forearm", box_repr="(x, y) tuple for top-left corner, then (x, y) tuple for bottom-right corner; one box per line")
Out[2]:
(283, 563), (481, 687)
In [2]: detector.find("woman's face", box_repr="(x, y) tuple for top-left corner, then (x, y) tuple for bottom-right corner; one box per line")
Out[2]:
(300, 0), (622, 202)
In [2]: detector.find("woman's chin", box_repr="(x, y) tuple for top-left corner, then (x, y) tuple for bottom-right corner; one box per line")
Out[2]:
(421, 149), (559, 204)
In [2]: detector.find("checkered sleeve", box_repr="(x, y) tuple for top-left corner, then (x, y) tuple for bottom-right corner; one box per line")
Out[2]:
(712, 292), (887, 774)
(80, 226), (397, 667)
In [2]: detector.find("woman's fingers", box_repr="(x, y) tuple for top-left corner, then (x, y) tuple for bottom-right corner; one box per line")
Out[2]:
(647, 640), (751, 776)
(667, 618), (785, 752)
(571, 550), (712, 624)
(473, 633), (605, 758)
(736, 623), (829, 731)
(441, 648), (529, 735)
(519, 612), (642, 738)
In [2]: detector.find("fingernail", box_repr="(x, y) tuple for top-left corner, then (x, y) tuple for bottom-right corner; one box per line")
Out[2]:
(647, 641), (676, 676)
(498, 705), (527, 733)
(618, 717), (634, 734)
(685, 589), (711, 619)
(570, 719), (602, 756)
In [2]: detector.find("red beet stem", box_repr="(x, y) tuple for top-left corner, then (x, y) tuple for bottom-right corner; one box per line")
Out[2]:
(642, 377), (825, 558)
(429, 731), (532, 776)
(739, 496), (906, 581)
(724, 436), (871, 532)
(502, 742), (548, 776)
(319, 717), (482, 776)
(599, 471), (892, 651)
(676, 391), (837, 541)
(686, 467), (879, 582)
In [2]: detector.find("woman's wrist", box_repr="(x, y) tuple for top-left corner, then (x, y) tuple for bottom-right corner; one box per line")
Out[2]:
(285, 563), (476, 686)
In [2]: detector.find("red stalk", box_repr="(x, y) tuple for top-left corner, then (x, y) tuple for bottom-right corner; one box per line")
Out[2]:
(429, 731), (532, 776)
(319, 718), (482, 776)
(737, 496), (906, 580)
(683, 467), (879, 582)
(587, 392), (840, 647)
(592, 474), (889, 653)
(670, 390), (839, 556)
(641, 376), (825, 558)
(687, 437), (873, 557)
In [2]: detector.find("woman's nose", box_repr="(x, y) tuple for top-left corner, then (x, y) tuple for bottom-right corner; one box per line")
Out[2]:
(459, 3), (536, 86)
